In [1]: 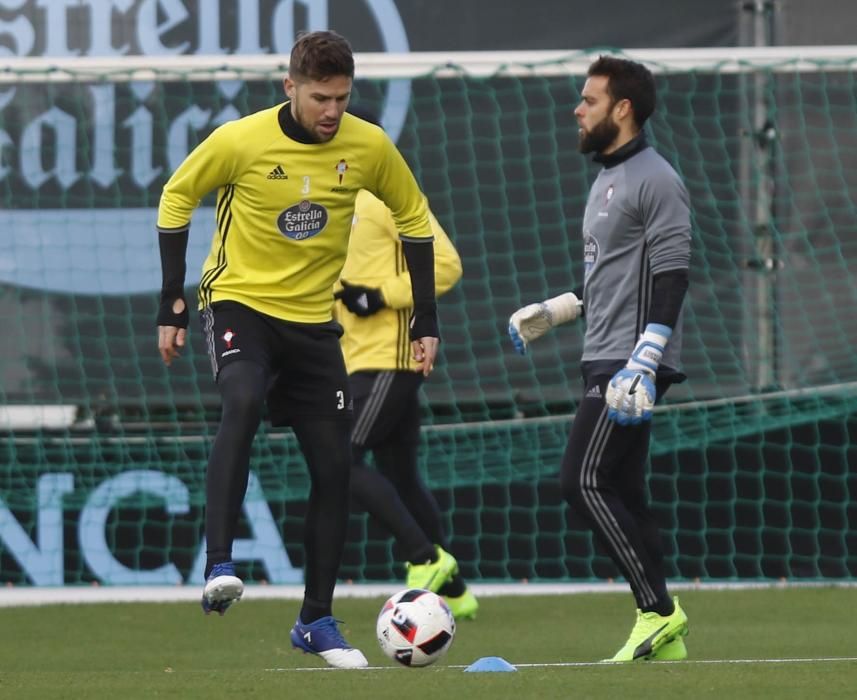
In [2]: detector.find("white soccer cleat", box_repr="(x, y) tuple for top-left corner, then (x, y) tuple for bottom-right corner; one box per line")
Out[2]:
(290, 615), (369, 669)
(201, 562), (244, 616)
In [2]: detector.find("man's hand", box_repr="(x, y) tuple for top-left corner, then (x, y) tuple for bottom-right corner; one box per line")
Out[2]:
(508, 292), (581, 355)
(412, 336), (439, 377)
(604, 323), (671, 425)
(605, 369), (656, 425)
(158, 325), (187, 366)
(157, 297), (188, 366)
(334, 281), (386, 317)
(410, 306), (440, 377)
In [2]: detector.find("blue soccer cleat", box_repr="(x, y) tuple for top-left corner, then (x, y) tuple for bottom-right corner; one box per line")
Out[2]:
(201, 562), (244, 616)
(290, 615), (369, 669)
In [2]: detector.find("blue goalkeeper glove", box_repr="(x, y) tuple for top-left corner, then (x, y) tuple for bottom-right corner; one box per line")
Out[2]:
(605, 323), (671, 425)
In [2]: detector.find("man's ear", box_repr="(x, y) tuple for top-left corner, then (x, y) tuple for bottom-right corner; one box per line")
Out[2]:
(283, 76), (295, 99)
(614, 98), (633, 123)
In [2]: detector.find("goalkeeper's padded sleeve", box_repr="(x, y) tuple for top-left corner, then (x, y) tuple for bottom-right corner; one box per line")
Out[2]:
(157, 229), (189, 328)
(648, 268), (689, 328)
(402, 239), (439, 340)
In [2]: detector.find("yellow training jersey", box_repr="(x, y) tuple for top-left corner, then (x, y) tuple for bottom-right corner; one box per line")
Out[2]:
(157, 105), (432, 323)
(335, 190), (462, 373)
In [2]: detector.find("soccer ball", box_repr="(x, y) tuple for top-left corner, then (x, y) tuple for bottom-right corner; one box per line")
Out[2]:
(376, 588), (456, 667)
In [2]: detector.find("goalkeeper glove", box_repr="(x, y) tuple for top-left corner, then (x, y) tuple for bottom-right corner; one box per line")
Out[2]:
(605, 323), (671, 425)
(334, 281), (386, 317)
(508, 292), (582, 355)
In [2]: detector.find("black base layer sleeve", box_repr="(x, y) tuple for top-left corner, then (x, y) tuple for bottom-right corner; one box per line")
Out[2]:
(647, 268), (689, 329)
(157, 229), (189, 327)
(401, 239), (438, 339)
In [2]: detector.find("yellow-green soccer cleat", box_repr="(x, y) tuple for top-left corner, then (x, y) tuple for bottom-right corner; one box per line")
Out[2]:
(650, 636), (687, 661)
(444, 588), (479, 620)
(605, 596), (689, 662)
(405, 545), (459, 593)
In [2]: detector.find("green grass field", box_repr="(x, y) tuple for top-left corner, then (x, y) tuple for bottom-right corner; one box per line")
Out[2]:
(1, 587), (855, 699)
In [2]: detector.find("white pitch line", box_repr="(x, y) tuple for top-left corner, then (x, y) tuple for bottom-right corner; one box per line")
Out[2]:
(6, 580), (857, 608)
(271, 656), (857, 672)
(506, 657), (857, 668)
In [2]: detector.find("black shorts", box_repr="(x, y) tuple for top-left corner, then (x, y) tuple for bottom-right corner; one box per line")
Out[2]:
(349, 370), (423, 449)
(201, 300), (351, 426)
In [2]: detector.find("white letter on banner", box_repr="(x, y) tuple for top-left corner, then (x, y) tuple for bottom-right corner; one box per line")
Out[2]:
(125, 82), (162, 188)
(0, 473), (75, 585)
(36, 0), (78, 57)
(20, 107), (81, 189)
(0, 0), (35, 57)
(197, 0), (225, 55)
(89, 84), (123, 187)
(271, 0), (328, 54)
(167, 106), (212, 172)
(235, 0), (263, 54)
(188, 471), (301, 584)
(136, 0), (190, 55)
(79, 470), (189, 585)
(85, 0), (134, 56)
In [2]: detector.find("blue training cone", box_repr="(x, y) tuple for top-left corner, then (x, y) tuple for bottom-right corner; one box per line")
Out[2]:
(464, 656), (517, 672)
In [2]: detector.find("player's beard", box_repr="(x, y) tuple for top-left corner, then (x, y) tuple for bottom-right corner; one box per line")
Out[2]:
(292, 98), (340, 143)
(578, 114), (619, 155)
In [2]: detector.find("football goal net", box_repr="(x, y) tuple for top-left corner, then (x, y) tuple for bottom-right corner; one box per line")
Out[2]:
(1, 46), (856, 586)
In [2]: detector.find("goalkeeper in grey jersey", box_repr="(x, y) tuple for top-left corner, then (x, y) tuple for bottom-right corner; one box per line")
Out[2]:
(508, 56), (692, 663)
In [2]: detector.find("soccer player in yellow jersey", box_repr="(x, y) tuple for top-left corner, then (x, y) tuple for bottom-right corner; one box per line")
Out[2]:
(334, 105), (478, 621)
(155, 31), (439, 669)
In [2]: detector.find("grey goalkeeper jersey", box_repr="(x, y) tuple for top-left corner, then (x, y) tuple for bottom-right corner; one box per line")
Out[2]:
(581, 143), (691, 371)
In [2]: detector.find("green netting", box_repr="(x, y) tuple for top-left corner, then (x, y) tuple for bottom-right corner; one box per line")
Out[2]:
(1, 52), (856, 586)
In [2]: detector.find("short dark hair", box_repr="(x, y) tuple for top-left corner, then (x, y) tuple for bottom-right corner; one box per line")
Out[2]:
(587, 56), (656, 128)
(289, 30), (355, 82)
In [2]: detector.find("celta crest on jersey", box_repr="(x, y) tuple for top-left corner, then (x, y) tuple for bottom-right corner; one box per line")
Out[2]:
(277, 200), (329, 240)
(336, 159), (348, 184)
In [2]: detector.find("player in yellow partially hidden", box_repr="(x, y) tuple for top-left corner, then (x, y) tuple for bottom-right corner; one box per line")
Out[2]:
(335, 105), (478, 621)
(156, 30), (439, 669)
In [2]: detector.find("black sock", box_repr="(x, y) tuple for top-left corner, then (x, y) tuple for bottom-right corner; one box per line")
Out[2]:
(409, 545), (437, 565)
(641, 597), (675, 617)
(437, 573), (466, 598)
(300, 598), (332, 624)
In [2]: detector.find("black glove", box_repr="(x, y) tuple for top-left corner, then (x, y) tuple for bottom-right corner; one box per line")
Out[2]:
(156, 292), (189, 328)
(334, 281), (386, 317)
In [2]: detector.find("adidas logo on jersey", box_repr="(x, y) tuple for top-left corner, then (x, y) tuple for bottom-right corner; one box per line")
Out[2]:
(585, 385), (602, 398)
(267, 165), (288, 180)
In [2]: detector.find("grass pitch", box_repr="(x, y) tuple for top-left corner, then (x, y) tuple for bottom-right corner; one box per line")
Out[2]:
(0, 587), (855, 699)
